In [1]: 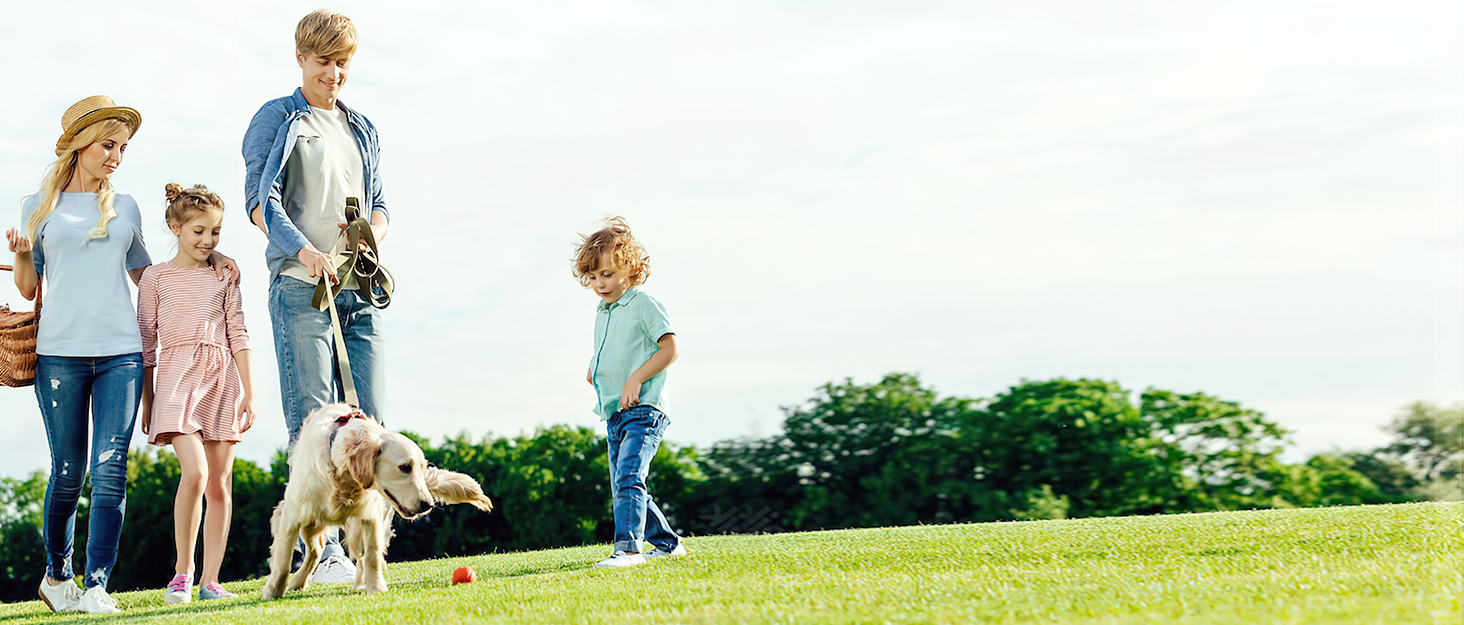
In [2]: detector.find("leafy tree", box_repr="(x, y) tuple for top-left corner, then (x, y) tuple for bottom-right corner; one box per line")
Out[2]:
(1340, 452), (1419, 500)
(1138, 389), (1290, 511)
(0, 471), (49, 601)
(1260, 454), (1396, 507)
(1381, 402), (1463, 483)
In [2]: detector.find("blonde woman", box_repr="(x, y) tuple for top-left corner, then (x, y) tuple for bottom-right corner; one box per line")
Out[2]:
(5, 96), (237, 614)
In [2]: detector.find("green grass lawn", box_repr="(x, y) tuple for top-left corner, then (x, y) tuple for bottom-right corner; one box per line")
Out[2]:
(1, 502), (1457, 624)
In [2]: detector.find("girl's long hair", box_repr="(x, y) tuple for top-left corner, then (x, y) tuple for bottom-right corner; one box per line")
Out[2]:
(27, 118), (129, 244)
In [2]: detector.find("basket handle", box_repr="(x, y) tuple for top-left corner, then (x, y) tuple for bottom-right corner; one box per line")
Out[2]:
(0, 264), (42, 312)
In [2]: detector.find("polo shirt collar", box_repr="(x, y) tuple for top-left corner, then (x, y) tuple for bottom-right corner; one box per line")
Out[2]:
(598, 288), (640, 312)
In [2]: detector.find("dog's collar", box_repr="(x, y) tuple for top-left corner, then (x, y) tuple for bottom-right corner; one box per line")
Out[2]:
(328, 410), (370, 450)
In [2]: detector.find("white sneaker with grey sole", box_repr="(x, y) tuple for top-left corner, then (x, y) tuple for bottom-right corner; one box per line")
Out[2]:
(310, 555), (358, 584)
(593, 551), (648, 568)
(37, 578), (82, 613)
(644, 544), (688, 559)
(77, 585), (121, 614)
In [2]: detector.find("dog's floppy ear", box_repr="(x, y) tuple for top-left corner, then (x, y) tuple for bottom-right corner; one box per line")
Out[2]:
(424, 467), (493, 512)
(337, 427), (381, 490)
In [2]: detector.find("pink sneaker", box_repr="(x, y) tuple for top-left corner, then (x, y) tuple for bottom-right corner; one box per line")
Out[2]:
(199, 582), (238, 601)
(164, 574), (192, 605)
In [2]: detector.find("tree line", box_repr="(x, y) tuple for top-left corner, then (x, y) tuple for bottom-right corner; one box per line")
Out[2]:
(1, 374), (1457, 600)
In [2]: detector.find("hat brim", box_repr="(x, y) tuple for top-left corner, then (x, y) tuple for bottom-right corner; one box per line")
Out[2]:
(54, 107), (142, 157)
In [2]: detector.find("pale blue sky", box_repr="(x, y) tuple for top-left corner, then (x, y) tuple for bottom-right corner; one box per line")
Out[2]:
(0, 1), (1459, 478)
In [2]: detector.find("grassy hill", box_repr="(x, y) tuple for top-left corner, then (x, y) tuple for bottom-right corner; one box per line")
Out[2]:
(0, 502), (1457, 624)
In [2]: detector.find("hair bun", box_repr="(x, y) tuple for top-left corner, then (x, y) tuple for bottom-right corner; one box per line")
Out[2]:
(164, 182), (184, 202)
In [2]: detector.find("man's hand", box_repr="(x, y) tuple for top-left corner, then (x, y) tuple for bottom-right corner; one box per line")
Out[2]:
(296, 244), (338, 283)
(337, 221), (386, 252)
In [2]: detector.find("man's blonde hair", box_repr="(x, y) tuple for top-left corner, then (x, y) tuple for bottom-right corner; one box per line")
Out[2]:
(295, 9), (357, 58)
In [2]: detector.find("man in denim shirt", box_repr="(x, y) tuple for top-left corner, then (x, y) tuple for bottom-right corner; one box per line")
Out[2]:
(240, 9), (389, 585)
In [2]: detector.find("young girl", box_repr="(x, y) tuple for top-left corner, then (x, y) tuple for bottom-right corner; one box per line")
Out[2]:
(138, 183), (258, 604)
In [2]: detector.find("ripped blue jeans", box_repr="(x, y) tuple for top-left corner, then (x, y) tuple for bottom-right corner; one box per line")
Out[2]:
(34, 353), (142, 589)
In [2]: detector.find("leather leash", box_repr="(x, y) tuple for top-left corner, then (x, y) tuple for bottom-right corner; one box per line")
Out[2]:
(312, 198), (394, 410)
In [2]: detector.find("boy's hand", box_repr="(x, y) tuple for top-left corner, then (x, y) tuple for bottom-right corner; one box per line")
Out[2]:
(238, 393), (258, 433)
(620, 379), (642, 411)
(587, 368), (593, 385)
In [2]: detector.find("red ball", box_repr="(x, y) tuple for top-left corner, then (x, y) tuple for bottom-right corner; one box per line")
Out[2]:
(452, 566), (477, 585)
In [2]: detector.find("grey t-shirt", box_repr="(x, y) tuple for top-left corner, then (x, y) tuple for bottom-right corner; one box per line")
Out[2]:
(21, 192), (152, 356)
(279, 105), (365, 288)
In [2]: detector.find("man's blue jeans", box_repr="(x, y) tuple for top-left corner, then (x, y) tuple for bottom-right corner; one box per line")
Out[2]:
(34, 353), (143, 589)
(607, 406), (681, 554)
(269, 275), (384, 562)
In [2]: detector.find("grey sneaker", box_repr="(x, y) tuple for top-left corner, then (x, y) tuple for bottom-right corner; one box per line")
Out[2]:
(199, 582), (238, 600)
(310, 555), (357, 584)
(645, 543), (688, 559)
(77, 585), (121, 614)
(593, 551), (648, 568)
(37, 577), (82, 613)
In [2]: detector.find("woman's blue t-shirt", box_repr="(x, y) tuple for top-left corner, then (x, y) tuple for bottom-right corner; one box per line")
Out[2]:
(20, 192), (152, 357)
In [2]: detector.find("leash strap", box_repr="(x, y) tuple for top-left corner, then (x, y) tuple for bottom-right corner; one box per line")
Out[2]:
(311, 198), (394, 312)
(313, 198), (390, 410)
(322, 284), (360, 408)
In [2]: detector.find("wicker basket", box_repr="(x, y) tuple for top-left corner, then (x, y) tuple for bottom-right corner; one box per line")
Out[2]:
(0, 264), (39, 387)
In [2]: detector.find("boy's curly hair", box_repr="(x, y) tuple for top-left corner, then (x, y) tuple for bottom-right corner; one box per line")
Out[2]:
(573, 216), (650, 288)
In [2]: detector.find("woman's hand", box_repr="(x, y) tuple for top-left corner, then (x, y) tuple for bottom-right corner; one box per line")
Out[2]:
(140, 405), (151, 435)
(6, 228), (32, 254)
(238, 393), (258, 433)
(207, 250), (241, 284)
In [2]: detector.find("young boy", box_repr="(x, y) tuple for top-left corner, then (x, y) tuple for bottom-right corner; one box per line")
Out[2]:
(574, 217), (686, 568)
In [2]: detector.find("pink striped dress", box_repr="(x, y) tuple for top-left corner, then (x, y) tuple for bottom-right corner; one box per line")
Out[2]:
(137, 263), (251, 445)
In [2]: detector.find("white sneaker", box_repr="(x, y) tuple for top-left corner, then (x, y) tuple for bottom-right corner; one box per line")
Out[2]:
(593, 551), (648, 568)
(37, 577), (81, 613)
(644, 543), (688, 559)
(310, 555), (357, 584)
(77, 585), (121, 614)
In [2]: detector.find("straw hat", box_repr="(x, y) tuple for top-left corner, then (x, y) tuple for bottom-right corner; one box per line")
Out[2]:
(54, 95), (141, 157)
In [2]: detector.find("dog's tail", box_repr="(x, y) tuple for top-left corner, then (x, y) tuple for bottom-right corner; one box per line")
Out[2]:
(271, 505), (282, 535)
(424, 467), (494, 512)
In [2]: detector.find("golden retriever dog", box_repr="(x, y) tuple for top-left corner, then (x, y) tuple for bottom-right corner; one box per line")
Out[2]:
(261, 404), (493, 599)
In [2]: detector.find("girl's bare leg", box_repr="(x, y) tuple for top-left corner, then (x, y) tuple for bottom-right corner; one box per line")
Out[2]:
(171, 433), (208, 577)
(199, 441), (236, 587)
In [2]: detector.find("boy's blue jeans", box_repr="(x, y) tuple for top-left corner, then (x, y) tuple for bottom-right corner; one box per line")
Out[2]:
(269, 275), (385, 563)
(34, 353), (143, 589)
(607, 406), (681, 554)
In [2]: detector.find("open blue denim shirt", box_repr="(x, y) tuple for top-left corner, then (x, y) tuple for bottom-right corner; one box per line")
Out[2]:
(242, 88), (389, 283)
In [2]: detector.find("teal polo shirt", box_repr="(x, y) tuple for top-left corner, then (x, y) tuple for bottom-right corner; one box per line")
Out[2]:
(591, 288), (675, 420)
